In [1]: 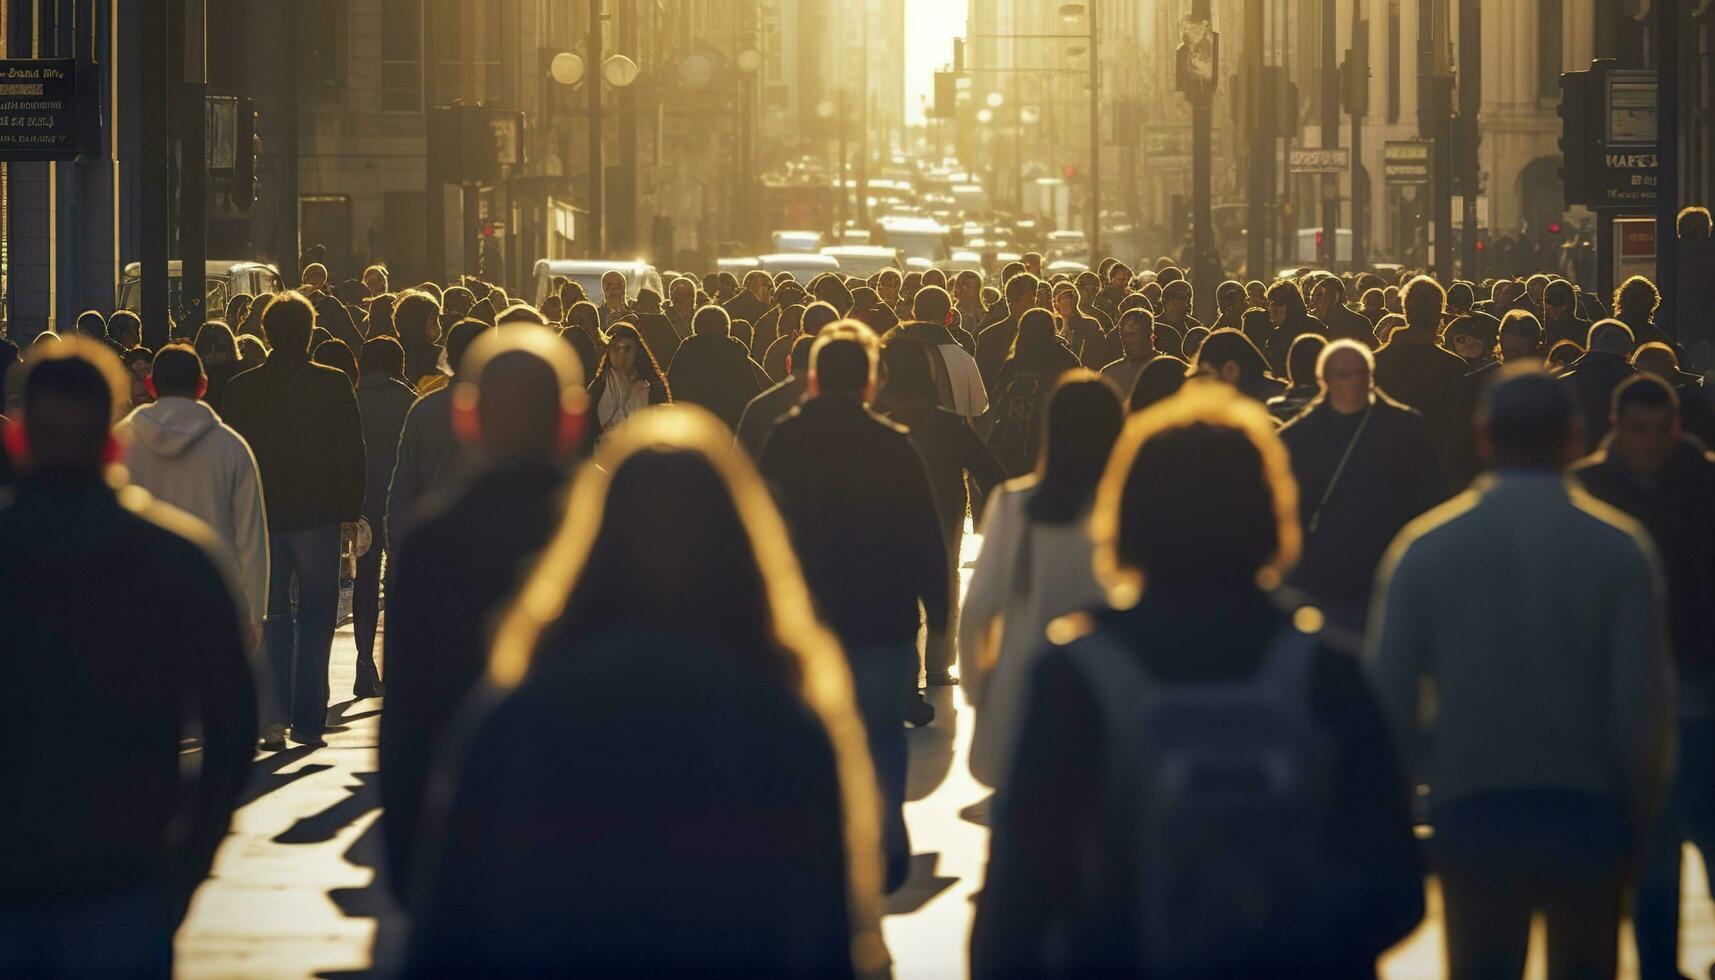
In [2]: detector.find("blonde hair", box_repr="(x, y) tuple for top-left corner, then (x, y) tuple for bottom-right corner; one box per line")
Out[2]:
(486, 404), (885, 973)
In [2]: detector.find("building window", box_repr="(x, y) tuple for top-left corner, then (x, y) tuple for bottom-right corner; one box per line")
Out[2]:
(380, 0), (422, 112)
(1539, 0), (1564, 100)
(300, 0), (348, 104)
(431, 0), (507, 107)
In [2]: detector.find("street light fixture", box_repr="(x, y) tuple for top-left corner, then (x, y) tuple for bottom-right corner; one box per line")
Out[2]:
(986, 91), (1005, 108)
(601, 54), (640, 89)
(550, 52), (586, 87)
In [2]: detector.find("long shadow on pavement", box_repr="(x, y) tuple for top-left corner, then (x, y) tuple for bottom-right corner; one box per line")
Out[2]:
(885, 851), (958, 916)
(273, 770), (382, 845)
(322, 812), (406, 980)
(236, 747), (329, 810)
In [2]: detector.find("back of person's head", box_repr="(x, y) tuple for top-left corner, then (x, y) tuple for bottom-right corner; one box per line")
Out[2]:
(453, 324), (587, 461)
(1094, 384), (1299, 597)
(1161, 279), (1193, 306)
(1547, 339), (1584, 370)
(236, 334), (267, 364)
(108, 309), (142, 347)
(1011, 308), (1059, 364)
(393, 290), (443, 344)
(786, 333), (817, 377)
(1129, 355), (1188, 412)
(1587, 318), (1636, 355)
(1216, 279), (1244, 307)
(1005, 272), (1040, 307)
(15, 341), (129, 473)
(1678, 205), (1713, 243)
(314, 339), (359, 385)
(1615, 275), (1660, 322)
(1402, 275), (1446, 330)
(911, 285), (952, 324)
(1286, 333), (1329, 386)
(263, 291), (316, 355)
(1630, 341), (1680, 379)
(1265, 279), (1305, 317)
(1500, 309), (1544, 348)
(810, 321), (878, 398)
(194, 321), (238, 365)
(73, 310), (107, 339)
(360, 336), (406, 382)
(497, 303), (548, 327)
(801, 301), (840, 336)
(445, 318), (493, 374)
(1029, 372), (1125, 525)
(1195, 328), (1269, 386)
(442, 285), (475, 317)
(1543, 278), (1576, 309)
(149, 344), (204, 399)
(1447, 281), (1474, 309)
(1612, 371), (1679, 421)
(302, 262), (329, 288)
(1477, 366), (1579, 470)
(693, 304), (731, 338)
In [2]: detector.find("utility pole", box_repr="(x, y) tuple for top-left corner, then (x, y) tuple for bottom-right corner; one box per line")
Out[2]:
(461, 0), (481, 276)
(177, 0), (208, 337)
(1457, 0), (1480, 279)
(1245, 0), (1266, 280)
(1418, 0), (1452, 282)
(1348, 8), (1369, 270)
(1319, 0), (1338, 270)
(423, 0), (444, 282)
(1181, 0), (1215, 317)
(857, 10), (869, 227)
(836, 88), (848, 241)
(1088, 0), (1101, 257)
(140, 0), (170, 347)
(1655, 0), (1679, 337)
(588, 0), (604, 257)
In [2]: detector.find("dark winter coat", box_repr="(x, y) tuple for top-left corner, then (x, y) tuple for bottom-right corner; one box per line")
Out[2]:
(379, 460), (569, 901)
(1371, 332), (1471, 460)
(759, 394), (950, 646)
(222, 350), (366, 532)
(1558, 351), (1636, 453)
(357, 375), (417, 531)
(735, 376), (805, 459)
(1279, 396), (1448, 625)
(385, 385), (468, 547)
(666, 333), (763, 431)
(883, 403), (1006, 540)
(0, 474), (256, 914)
(404, 628), (858, 978)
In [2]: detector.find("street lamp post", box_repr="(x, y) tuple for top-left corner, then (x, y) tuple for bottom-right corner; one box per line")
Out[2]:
(588, 0), (604, 258)
(1087, 0), (1100, 258)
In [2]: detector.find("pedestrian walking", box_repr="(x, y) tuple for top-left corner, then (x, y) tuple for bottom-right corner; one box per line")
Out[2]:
(666, 305), (762, 431)
(895, 285), (989, 422)
(351, 337), (415, 699)
(384, 318), (491, 549)
(221, 292), (365, 749)
(976, 273), (1040, 391)
(1560, 319), (1639, 453)
(1372, 275), (1470, 461)
(1369, 366), (1674, 980)
(588, 321), (670, 442)
(985, 308), (1078, 476)
(1099, 308), (1155, 400)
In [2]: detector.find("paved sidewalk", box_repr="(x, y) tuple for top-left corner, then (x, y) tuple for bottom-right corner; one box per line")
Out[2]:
(176, 528), (1715, 978)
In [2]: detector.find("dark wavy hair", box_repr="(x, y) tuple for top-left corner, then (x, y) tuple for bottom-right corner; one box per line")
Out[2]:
(1007, 308), (1064, 370)
(1027, 371), (1125, 525)
(592, 322), (670, 400)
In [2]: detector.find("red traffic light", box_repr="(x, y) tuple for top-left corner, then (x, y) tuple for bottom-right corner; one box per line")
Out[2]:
(482, 223), (496, 238)
(1315, 230), (1325, 247)
(1474, 239), (1486, 252)
(1062, 164), (1079, 179)
(1547, 222), (1563, 235)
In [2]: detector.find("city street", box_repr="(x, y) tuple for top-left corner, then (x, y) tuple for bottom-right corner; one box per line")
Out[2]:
(173, 528), (1715, 979)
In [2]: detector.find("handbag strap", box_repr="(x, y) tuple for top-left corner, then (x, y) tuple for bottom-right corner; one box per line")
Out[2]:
(1308, 403), (1372, 535)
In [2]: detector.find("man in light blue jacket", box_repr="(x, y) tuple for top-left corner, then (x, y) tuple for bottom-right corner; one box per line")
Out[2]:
(1368, 365), (1673, 980)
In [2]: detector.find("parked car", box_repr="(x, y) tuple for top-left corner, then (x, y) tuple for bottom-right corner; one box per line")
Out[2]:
(532, 259), (664, 308)
(118, 260), (285, 318)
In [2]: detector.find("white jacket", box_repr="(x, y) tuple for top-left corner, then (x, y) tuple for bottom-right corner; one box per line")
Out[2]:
(117, 397), (269, 623)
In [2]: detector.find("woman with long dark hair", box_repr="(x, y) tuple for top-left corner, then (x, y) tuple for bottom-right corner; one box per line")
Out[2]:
(1195, 327), (1285, 405)
(588, 322), (670, 442)
(962, 372), (1123, 787)
(407, 406), (883, 978)
(984, 308), (1080, 475)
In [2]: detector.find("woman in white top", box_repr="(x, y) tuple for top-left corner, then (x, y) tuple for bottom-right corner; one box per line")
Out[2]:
(589, 321), (670, 442)
(961, 371), (1124, 789)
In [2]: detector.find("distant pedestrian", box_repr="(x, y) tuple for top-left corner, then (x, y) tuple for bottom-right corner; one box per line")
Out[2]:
(1099, 308), (1154, 400)
(1192, 328), (1283, 405)
(1559, 319), (1638, 453)
(588, 321), (670, 442)
(895, 285), (988, 422)
(1372, 275), (1470, 460)
(384, 318), (491, 549)
(351, 337), (415, 699)
(985, 308), (1078, 476)
(666, 305), (762, 430)
(392, 291), (446, 391)
(221, 292), (365, 749)
(1370, 366), (1673, 980)
(1267, 333), (1328, 423)
(976, 273), (1039, 391)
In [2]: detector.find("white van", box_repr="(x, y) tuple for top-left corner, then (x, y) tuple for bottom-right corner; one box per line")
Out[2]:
(118, 261), (285, 317)
(770, 230), (823, 254)
(820, 245), (904, 280)
(532, 259), (664, 308)
(759, 253), (842, 284)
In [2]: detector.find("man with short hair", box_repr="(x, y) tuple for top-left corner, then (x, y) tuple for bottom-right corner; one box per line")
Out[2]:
(735, 334), (815, 458)
(1210, 279), (1247, 330)
(976, 273), (1040, 389)
(1021, 251), (1043, 279)
(1100, 308), (1156, 399)
(1279, 341), (1444, 634)
(896, 285), (988, 423)
(1560, 319), (1639, 452)
(1156, 279), (1201, 337)
(1446, 310), (1547, 488)
(0, 342), (257, 976)
(665, 275), (698, 339)
(386, 319), (493, 548)
(723, 270), (774, 328)
(1094, 262), (1132, 321)
(1370, 366), (1673, 980)
(221, 293), (364, 749)
(1574, 375), (1715, 979)
(301, 262), (330, 295)
(759, 321), (950, 894)
(1372, 275), (1471, 461)
(597, 270), (632, 331)
(666, 305), (762, 429)
(876, 268), (904, 313)
(363, 265), (389, 297)
(1542, 279), (1590, 351)
(117, 345), (268, 636)
(1312, 276), (1376, 346)
(381, 325), (588, 901)
(953, 270), (988, 342)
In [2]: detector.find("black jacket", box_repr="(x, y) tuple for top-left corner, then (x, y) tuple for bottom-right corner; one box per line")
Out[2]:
(971, 590), (1424, 978)
(401, 337), (444, 389)
(735, 376), (805, 459)
(0, 474), (256, 913)
(882, 402), (1006, 540)
(1574, 440), (1715, 697)
(380, 460), (569, 900)
(405, 629), (857, 978)
(1371, 332), (1471, 460)
(1558, 351), (1637, 453)
(666, 333), (762, 431)
(760, 394), (950, 646)
(723, 291), (770, 328)
(222, 351), (366, 532)
(632, 311), (682, 368)
(1324, 303), (1378, 347)
(1280, 397), (1447, 626)
(357, 375), (418, 531)
(385, 386), (467, 547)
(1543, 311), (1592, 351)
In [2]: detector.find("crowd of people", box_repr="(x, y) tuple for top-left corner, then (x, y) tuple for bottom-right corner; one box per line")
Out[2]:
(3, 205), (1715, 978)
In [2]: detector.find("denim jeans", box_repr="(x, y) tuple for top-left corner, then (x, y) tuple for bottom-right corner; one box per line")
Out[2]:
(1432, 791), (1631, 980)
(1635, 715), (1715, 979)
(263, 524), (340, 736)
(847, 641), (917, 893)
(353, 542), (384, 664)
(0, 887), (173, 978)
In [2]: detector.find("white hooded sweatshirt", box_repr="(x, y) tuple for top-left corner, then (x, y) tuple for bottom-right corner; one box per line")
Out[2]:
(117, 397), (269, 623)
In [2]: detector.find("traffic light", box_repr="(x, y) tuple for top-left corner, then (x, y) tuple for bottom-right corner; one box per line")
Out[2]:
(1340, 47), (1370, 117)
(1558, 68), (1593, 208)
(932, 70), (956, 119)
(232, 98), (259, 211)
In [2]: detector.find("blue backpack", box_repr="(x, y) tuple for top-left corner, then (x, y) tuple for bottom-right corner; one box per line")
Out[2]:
(1064, 626), (1335, 972)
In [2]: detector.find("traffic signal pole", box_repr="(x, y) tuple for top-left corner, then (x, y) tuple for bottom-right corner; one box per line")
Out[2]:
(1458, 0), (1480, 279)
(1245, 0), (1266, 280)
(1319, 0), (1338, 270)
(1655, 0), (1678, 337)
